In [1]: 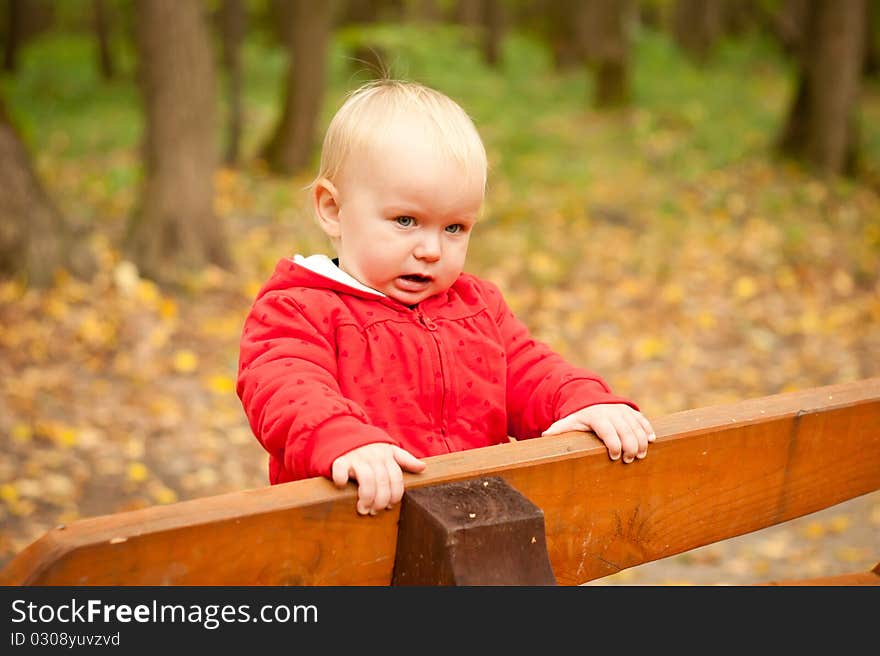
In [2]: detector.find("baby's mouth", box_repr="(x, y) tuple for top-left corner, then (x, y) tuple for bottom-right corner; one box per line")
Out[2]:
(401, 274), (431, 283)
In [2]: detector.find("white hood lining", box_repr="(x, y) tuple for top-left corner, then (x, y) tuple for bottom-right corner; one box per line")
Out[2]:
(292, 254), (385, 297)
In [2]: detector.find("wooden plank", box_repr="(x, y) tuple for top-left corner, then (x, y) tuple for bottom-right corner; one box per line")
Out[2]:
(760, 562), (880, 586)
(391, 476), (556, 585)
(1, 377), (878, 586)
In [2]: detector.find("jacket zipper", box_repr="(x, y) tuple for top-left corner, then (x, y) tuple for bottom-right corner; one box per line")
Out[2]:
(415, 307), (452, 451)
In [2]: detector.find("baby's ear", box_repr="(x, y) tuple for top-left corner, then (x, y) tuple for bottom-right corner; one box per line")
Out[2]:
(312, 178), (342, 239)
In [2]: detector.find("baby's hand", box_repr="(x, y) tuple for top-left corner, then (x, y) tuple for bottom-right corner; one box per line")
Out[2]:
(331, 443), (426, 515)
(541, 404), (656, 464)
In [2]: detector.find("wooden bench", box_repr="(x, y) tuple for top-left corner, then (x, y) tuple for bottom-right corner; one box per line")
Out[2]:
(1, 378), (878, 586)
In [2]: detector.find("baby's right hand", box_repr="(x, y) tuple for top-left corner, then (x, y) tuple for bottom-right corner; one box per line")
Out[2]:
(331, 443), (426, 515)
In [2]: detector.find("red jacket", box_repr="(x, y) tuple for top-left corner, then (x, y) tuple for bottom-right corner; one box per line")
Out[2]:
(237, 256), (637, 484)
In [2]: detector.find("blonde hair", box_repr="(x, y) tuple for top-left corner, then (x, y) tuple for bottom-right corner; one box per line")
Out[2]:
(312, 79), (487, 192)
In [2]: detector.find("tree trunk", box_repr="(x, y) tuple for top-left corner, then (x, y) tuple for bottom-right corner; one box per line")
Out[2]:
(0, 95), (92, 286)
(3, 0), (21, 73)
(93, 0), (115, 80)
(579, 0), (633, 108)
(777, 0), (867, 176)
(220, 0), (245, 166)
(482, 0), (504, 67)
(773, 0), (810, 56)
(405, 0), (441, 23)
(865, 0), (878, 77)
(260, 0), (335, 175)
(454, 0), (505, 67)
(128, 0), (230, 281)
(340, 0), (380, 24)
(672, 0), (724, 63)
(540, 0), (583, 72)
(455, 0), (482, 26)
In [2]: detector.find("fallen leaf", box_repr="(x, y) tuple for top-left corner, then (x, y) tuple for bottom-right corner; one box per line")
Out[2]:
(172, 350), (199, 374)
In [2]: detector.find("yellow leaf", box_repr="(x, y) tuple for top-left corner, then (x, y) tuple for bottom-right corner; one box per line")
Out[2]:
(158, 298), (178, 321)
(660, 283), (684, 305)
(205, 374), (235, 395)
(799, 310), (821, 334)
(151, 485), (178, 505)
(800, 521), (825, 540)
(11, 423), (32, 443)
(775, 267), (797, 290)
(696, 311), (717, 329)
(127, 462), (149, 483)
(136, 279), (160, 306)
(751, 560), (770, 576)
(633, 336), (666, 360)
(244, 280), (263, 300)
(172, 349), (199, 373)
(9, 498), (35, 517)
(36, 420), (77, 447)
(44, 297), (69, 320)
(0, 484), (19, 504)
(57, 427), (77, 447)
(0, 280), (24, 303)
(733, 276), (758, 300)
(828, 515), (851, 533)
(77, 313), (116, 347)
(527, 252), (562, 283)
(834, 546), (868, 564)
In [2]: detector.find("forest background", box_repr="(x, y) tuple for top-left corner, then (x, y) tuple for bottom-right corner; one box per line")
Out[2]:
(0, 0), (878, 585)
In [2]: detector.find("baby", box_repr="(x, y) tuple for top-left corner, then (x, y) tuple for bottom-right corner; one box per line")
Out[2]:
(237, 80), (654, 515)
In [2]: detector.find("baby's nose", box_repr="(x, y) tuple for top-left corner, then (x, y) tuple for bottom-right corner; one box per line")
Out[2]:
(414, 234), (442, 260)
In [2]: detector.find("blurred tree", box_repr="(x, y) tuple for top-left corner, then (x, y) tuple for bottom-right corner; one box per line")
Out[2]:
(128, 0), (230, 281)
(2, 0), (54, 73)
(531, 0), (584, 71)
(219, 0), (245, 166)
(866, 0), (878, 77)
(2, 0), (22, 72)
(771, 0), (809, 56)
(671, 0), (724, 63)
(92, 0), (115, 80)
(0, 94), (93, 286)
(454, 0), (506, 67)
(579, 0), (634, 108)
(404, 0), (442, 23)
(522, 0), (633, 104)
(260, 0), (337, 174)
(341, 0), (382, 23)
(777, 0), (867, 176)
(339, 0), (404, 24)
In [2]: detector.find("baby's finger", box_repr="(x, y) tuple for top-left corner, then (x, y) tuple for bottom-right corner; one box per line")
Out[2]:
(590, 416), (622, 461)
(331, 457), (352, 488)
(638, 413), (656, 442)
(392, 446), (427, 474)
(614, 416), (640, 463)
(371, 462), (392, 513)
(354, 463), (377, 515)
(626, 414), (649, 459)
(387, 462), (405, 508)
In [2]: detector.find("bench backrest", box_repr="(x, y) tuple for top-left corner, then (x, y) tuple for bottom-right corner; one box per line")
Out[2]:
(2, 378), (878, 585)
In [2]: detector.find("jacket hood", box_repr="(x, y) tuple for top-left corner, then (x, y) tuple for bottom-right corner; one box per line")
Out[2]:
(257, 254), (388, 302)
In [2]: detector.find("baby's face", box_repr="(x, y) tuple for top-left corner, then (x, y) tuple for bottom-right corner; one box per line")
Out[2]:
(331, 122), (484, 306)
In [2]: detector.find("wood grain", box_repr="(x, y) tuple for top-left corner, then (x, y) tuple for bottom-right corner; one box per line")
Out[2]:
(2, 377), (878, 585)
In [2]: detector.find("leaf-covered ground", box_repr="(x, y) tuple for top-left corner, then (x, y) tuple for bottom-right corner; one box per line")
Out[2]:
(1, 25), (878, 583)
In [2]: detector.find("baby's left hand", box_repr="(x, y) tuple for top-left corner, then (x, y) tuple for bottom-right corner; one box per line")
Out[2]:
(542, 404), (656, 463)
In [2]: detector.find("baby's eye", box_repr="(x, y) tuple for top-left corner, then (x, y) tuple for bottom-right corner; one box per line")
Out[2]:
(445, 224), (465, 234)
(395, 216), (415, 227)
